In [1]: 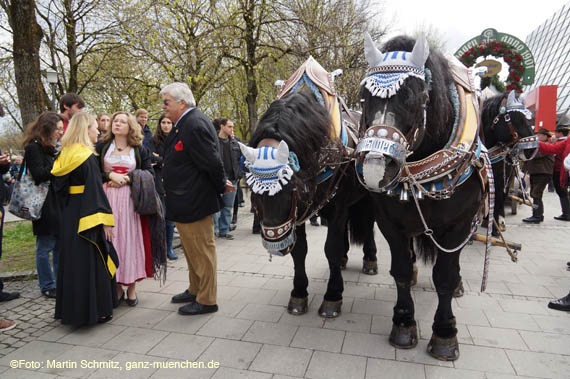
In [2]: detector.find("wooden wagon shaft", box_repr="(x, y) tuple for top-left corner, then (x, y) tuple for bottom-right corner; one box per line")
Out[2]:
(471, 233), (522, 251)
(508, 194), (538, 209)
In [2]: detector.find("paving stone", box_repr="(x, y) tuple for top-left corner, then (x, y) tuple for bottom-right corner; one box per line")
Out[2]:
(147, 333), (213, 361)
(323, 312), (372, 333)
(505, 349), (570, 378)
(366, 357), (425, 379)
(152, 311), (212, 334)
(0, 368), (57, 378)
(290, 326), (345, 353)
(519, 330), (570, 355)
(38, 345), (119, 377)
(147, 358), (217, 378)
(198, 339), (261, 370)
(89, 352), (164, 378)
(0, 341), (73, 367)
(395, 339), (453, 367)
(102, 327), (169, 354)
(249, 345), (312, 377)
(236, 303), (285, 322)
(58, 324), (127, 348)
(242, 321), (298, 346)
(197, 316), (253, 340)
(532, 313), (570, 334)
(483, 309), (542, 331)
(351, 298), (393, 317)
(453, 344), (515, 374)
(425, 365), (484, 379)
(112, 308), (170, 329)
(304, 350), (366, 379)
(342, 331), (395, 359)
(211, 367), (271, 379)
(467, 325), (527, 350)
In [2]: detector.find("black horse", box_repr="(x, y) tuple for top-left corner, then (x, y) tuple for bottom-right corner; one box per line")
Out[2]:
(481, 91), (537, 234)
(240, 90), (377, 318)
(357, 34), (491, 360)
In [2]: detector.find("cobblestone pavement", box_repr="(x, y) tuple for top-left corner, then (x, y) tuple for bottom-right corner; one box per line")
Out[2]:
(0, 192), (569, 378)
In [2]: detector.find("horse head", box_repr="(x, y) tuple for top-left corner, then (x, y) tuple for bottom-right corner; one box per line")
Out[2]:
(356, 33), (452, 193)
(482, 90), (537, 161)
(241, 91), (331, 256)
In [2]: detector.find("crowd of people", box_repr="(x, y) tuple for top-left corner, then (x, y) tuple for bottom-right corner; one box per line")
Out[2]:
(0, 82), (242, 330)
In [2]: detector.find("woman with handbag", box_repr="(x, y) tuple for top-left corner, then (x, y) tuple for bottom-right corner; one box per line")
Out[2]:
(51, 113), (118, 325)
(23, 112), (64, 298)
(148, 114), (177, 260)
(96, 111), (154, 307)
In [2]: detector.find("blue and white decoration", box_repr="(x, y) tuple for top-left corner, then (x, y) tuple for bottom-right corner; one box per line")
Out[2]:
(239, 141), (297, 196)
(505, 90), (532, 120)
(361, 33), (430, 98)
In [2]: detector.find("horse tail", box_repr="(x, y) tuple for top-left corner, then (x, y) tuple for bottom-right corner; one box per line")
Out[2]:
(412, 235), (438, 264)
(348, 195), (375, 245)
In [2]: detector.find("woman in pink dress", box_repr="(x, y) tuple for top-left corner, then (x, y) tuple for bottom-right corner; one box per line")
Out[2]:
(96, 111), (154, 306)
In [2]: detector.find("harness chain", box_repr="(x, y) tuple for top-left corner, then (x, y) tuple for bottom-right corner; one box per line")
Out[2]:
(481, 151), (495, 292)
(405, 164), (478, 253)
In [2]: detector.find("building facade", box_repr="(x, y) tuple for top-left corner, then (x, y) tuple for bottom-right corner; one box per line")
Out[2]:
(524, 1), (570, 121)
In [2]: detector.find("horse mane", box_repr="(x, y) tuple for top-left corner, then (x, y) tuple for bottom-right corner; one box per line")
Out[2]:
(249, 91), (332, 180)
(362, 35), (455, 158)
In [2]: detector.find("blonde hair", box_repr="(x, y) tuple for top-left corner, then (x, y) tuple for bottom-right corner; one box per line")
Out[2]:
(101, 111), (143, 146)
(61, 113), (97, 152)
(135, 109), (148, 117)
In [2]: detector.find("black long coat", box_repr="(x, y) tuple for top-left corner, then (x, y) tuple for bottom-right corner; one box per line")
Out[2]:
(24, 140), (60, 236)
(162, 108), (226, 223)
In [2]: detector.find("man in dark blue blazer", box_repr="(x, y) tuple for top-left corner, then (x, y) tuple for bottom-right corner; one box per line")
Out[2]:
(160, 82), (235, 316)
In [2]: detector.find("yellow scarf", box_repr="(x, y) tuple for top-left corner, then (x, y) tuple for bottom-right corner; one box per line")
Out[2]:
(51, 143), (93, 177)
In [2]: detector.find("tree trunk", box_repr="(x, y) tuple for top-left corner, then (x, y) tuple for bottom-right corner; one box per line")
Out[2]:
(4, 0), (46, 128)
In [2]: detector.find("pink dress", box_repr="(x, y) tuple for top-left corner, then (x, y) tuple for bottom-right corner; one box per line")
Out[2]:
(103, 143), (146, 285)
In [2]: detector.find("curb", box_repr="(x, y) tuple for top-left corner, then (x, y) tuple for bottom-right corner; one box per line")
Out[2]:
(0, 270), (37, 281)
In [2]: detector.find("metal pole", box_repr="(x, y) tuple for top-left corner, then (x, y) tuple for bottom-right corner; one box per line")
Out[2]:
(50, 83), (57, 112)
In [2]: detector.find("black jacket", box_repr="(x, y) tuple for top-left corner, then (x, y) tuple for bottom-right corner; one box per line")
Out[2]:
(24, 141), (60, 236)
(218, 136), (243, 181)
(95, 141), (153, 181)
(147, 138), (166, 196)
(163, 108), (226, 223)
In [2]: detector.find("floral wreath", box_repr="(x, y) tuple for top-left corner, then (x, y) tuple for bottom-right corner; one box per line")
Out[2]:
(459, 41), (524, 93)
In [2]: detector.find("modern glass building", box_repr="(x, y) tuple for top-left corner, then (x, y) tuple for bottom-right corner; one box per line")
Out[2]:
(524, 1), (570, 120)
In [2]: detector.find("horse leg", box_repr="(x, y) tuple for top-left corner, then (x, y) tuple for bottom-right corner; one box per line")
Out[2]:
(319, 206), (347, 318)
(387, 236), (417, 349)
(340, 222), (349, 270)
(428, 250), (461, 361)
(362, 216), (378, 275)
(288, 225), (309, 315)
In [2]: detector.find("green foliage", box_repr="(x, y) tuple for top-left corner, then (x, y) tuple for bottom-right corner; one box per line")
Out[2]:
(0, 221), (36, 274)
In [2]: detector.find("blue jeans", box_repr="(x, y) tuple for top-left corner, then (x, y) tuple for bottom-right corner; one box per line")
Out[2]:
(214, 181), (238, 236)
(36, 235), (59, 291)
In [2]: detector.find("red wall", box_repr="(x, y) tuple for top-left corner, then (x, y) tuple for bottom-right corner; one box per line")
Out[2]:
(524, 85), (557, 132)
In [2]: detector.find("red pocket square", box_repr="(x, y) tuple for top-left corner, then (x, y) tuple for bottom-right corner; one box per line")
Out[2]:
(175, 141), (184, 151)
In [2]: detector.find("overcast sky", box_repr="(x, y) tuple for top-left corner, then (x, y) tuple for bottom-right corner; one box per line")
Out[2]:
(379, 0), (569, 54)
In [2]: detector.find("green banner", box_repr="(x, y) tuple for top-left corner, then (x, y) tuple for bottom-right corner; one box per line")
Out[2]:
(454, 28), (535, 85)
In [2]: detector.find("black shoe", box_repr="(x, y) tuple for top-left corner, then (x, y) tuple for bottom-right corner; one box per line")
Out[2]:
(219, 233), (234, 240)
(126, 296), (138, 307)
(171, 289), (196, 304)
(239, 202), (245, 208)
(42, 289), (57, 299)
(231, 216), (238, 224)
(547, 293), (570, 311)
(0, 291), (20, 302)
(567, 261), (570, 268)
(98, 315), (113, 324)
(229, 224), (237, 231)
(554, 214), (570, 221)
(522, 216), (543, 224)
(178, 302), (218, 315)
(167, 250), (178, 260)
(310, 219), (319, 226)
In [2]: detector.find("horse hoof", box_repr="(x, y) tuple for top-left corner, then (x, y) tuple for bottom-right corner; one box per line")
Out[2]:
(318, 300), (342, 318)
(287, 296), (308, 315)
(411, 263), (418, 287)
(340, 257), (348, 270)
(427, 334), (460, 361)
(453, 280), (465, 298)
(362, 259), (378, 275)
(389, 323), (418, 349)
